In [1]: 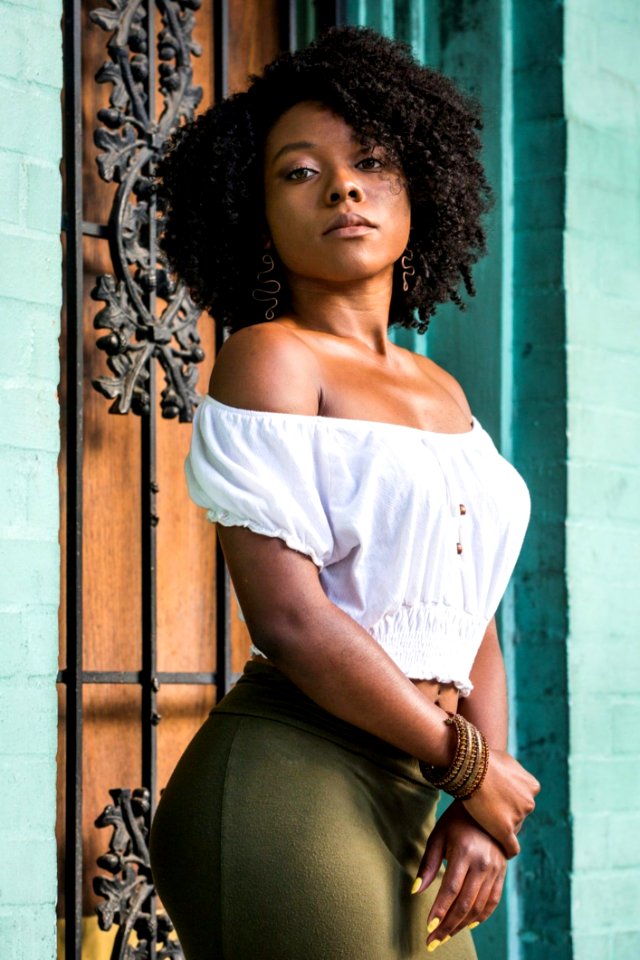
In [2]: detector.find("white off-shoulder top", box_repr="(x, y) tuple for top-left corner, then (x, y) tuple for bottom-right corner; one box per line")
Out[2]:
(185, 394), (531, 696)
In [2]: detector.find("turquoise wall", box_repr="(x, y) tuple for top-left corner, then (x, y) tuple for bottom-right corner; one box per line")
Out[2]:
(0, 0), (63, 956)
(564, 2), (640, 958)
(0, 1), (636, 957)
(510, 1), (572, 956)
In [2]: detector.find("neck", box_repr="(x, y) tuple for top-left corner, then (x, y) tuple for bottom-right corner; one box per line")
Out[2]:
(285, 268), (395, 358)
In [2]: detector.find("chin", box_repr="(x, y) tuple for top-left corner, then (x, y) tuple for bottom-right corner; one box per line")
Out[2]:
(308, 256), (392, 283)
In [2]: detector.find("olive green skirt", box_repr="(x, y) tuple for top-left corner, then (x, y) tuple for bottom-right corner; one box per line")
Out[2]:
(149, 659), (477, 960)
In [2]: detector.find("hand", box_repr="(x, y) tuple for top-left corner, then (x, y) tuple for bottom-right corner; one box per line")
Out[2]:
(462, 748), (540, 858)
(412, 801), (508, 950)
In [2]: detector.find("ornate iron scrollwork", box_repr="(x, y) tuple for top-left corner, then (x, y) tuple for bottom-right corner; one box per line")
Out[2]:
(94, 788), (184, 959)
(89, 0), (205, 421)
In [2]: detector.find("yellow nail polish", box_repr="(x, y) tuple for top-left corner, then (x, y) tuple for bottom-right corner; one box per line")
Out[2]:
(411, 877), (422, 895)
(427, 917), (441, 934)
(441, 935), (451, 944)
(427, 940), (442, 953)
(469, 922), (480, 930)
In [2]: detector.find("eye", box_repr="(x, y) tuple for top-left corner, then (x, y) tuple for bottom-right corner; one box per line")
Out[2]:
(358, 155), (385, 170)
(284, 166), (316, 181)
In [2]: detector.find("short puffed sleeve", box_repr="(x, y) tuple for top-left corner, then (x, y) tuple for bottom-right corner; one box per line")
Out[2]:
(185, 396), (335, 570)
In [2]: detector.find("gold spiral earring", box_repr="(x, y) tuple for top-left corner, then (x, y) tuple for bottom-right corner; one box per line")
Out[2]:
(401, 247), (416, 293)
(251, 252), (282, 321)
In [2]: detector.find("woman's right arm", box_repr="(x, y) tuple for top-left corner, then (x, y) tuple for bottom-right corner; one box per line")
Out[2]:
(218, 523), (537, 857)
(208, 324), (539, 856)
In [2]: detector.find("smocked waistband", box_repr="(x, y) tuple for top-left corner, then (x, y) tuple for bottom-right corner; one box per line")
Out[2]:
(210, 659), (437, 790)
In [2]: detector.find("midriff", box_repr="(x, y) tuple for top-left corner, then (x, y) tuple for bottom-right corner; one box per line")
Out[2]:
(411, 676), (460, 713)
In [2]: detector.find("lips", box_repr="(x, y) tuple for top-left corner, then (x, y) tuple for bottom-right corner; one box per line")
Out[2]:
(323, 212), (376, 235)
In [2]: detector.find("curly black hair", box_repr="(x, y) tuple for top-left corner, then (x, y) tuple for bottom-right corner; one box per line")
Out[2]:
(155, 25), (493, 335)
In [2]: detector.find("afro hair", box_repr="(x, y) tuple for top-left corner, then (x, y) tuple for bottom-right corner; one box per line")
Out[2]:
(155, 24), (493, 335)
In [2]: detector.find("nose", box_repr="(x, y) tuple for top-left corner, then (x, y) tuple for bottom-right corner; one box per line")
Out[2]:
(325, 169), (365, 205)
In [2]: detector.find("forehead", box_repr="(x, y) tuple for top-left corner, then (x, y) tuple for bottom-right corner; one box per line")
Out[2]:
(264, 101), (362, 158)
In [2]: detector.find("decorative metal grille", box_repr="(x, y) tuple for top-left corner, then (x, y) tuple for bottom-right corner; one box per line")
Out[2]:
(89, 0), (205, 422)
(93, 788), (182, 958)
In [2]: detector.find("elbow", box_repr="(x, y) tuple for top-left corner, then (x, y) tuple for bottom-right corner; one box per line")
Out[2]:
(245, 593), (330, 664)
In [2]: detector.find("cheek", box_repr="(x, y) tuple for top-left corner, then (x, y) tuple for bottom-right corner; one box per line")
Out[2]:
(374, 176), (411, 227)
(385, 186), (411, 248)
(264, 193), (309, 250)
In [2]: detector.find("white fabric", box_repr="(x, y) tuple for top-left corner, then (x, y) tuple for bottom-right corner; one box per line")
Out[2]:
(186, 395), (531, 696)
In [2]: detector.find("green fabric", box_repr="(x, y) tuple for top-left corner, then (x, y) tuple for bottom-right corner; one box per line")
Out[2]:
(150, 661), (478, 959)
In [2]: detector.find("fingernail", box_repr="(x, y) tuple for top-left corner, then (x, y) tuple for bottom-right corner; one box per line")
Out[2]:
(427, 917), (441, 934)
(427, 940), (442, 953)
(411, 877), (422, 895)
(469, 922), (480, 930)
(441, 935), (451, 944)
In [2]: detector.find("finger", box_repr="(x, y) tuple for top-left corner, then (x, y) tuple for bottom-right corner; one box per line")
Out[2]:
(449, 863), (505, 937)
(477, 868), (506, 924)
(430, 864), (492, 943)
(412, 828), (446, 896)
(425, 861), (470, 946)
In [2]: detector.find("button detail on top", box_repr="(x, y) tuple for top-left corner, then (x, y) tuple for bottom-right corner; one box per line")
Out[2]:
(459, 504), (467, 515)
(456, 542), (463, 555)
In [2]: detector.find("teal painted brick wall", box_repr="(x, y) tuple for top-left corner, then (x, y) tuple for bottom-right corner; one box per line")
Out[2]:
(0, 0), (63, 957)
(511, 0), (572, 957)
(564, 2), (640, 958)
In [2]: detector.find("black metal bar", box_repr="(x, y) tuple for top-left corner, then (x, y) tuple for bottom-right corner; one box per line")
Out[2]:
(315, 0), (346, 32)
(212, 0), (232, 703)
(62, 0), (84, 954)
(215, 541), (232, 703)
(57, 670), (222, 685)
(287, 0), (298, 51)
(214, 0), (229, 101)
(80, 221), (109, 239)
(60, 214), (110, 239)
(141, 3), (159, 956)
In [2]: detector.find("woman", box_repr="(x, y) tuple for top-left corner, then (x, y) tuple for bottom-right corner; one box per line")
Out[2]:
(149, 25), (540, 960)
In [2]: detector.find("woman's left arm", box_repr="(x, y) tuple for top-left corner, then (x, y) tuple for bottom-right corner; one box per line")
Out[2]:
(414, 618), (510, 950)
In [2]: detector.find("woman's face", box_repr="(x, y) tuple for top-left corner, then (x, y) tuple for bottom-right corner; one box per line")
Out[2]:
(262, 100), (411, 286)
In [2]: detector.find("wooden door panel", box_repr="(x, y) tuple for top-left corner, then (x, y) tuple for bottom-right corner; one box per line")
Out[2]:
(58, 0), (287, 951)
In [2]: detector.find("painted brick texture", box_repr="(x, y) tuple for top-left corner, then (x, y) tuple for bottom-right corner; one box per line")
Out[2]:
(564, 2), (640, 958)
(511, 1), (571, 957)
(0, 0), (63, 957)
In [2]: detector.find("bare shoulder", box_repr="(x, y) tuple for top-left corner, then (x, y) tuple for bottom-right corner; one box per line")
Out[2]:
(411, 350), (473, 419)
(208, 322), (322, 415)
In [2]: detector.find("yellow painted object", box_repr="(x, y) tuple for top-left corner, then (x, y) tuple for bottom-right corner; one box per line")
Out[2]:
(57, 916), (178, 959)
(56, 917), (116, 960)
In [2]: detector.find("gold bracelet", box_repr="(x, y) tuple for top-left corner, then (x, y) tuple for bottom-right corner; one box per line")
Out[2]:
(419, 713), (489, 800)
(419, 713), (466, 788)
(457, 730), (490, 800)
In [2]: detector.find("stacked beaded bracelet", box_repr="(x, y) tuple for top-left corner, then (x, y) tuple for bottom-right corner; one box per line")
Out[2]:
(419, 712), (490, 800)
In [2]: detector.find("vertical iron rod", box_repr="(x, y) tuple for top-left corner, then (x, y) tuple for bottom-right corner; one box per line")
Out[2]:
(213, 0), (232, 700)
(214, 0), (229, 100)
(315, 0), (346, 32)
(62, 0), (84, 955)
(141, 2), (159, 956)
(287, 0), (298, 50)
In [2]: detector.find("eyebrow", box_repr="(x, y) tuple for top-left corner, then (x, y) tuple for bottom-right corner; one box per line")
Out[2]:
(270, 136), (369, 166)
(270, 141), (316, 165)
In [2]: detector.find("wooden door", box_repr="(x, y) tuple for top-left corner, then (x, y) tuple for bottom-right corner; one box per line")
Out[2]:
(57, 2), (293, 957)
